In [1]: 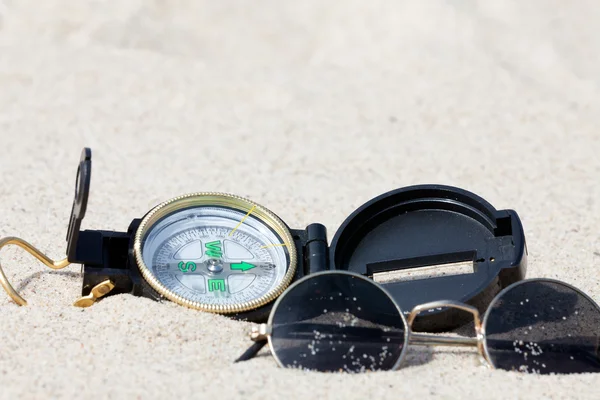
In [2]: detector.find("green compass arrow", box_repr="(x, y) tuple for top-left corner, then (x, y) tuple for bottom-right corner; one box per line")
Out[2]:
(230, 261), (257, 271)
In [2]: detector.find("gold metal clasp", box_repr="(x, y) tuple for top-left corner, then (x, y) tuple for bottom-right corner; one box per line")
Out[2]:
(73, 280), (115, 307)
(0, 236), (71, 306)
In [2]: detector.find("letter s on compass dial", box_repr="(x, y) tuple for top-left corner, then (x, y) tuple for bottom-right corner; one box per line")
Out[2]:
(133, 193), (297, 314)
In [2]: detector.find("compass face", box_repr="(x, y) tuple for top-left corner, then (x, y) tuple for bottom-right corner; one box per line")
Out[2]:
(135, 195), (296, 313)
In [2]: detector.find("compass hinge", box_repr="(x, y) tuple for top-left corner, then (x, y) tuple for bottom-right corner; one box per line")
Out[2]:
(77, 230), (136, 299)
(72, 230), (130, 267)
(304, 223), (328, 275)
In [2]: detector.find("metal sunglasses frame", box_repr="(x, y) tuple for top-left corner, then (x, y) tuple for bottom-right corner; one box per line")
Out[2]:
(240, 270), (600, 372)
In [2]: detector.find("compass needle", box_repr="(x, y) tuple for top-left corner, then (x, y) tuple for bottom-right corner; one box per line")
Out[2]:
(228, 205), (256, 237)
(260, 243), (288, 249)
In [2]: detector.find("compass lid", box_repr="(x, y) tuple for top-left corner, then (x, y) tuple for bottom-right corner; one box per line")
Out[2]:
(330, 185), (527, 332)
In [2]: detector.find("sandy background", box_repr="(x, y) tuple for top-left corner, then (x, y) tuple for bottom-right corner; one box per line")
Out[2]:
(0, 0), (599, 398)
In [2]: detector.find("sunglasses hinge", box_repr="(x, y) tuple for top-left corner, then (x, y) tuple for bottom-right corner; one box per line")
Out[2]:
(250, 323), (272, 341)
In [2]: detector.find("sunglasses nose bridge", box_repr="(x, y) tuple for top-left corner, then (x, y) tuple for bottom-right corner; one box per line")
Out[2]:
(406, 300), (488, 361)
(407, 300), (482, 332)
(407, 300), (485, 348)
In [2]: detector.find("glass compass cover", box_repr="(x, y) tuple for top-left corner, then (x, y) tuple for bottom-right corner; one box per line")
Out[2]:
(141, 206), (290, 306)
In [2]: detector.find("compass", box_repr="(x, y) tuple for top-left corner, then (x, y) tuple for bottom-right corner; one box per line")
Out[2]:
(134, 193), (297, 314)
(0, 148), (527, 329)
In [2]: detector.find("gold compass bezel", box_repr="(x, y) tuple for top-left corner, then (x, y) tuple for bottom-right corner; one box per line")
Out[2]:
(133, 192), (297, 314)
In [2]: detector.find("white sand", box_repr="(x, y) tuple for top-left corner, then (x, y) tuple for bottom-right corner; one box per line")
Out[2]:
(1, 1), (600, 398)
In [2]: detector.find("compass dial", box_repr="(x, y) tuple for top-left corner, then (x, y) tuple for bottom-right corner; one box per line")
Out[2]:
(133, 193), (296, 314)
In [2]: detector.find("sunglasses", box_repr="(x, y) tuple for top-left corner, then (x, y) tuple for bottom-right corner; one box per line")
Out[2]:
(236, 271), (600, 374)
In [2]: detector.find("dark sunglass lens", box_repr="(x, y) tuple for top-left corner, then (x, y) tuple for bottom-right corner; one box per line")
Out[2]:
(269, 272), (406, 373)
(484, 280), (600, 374)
